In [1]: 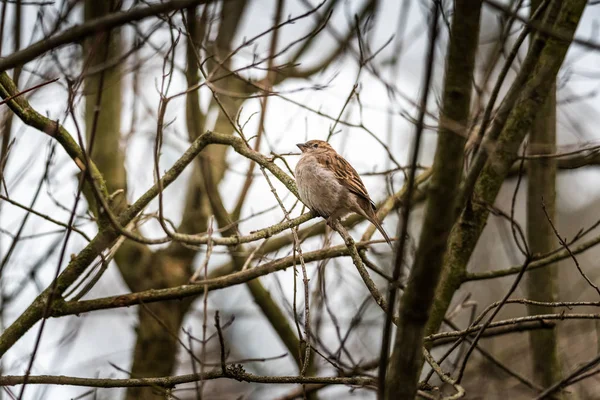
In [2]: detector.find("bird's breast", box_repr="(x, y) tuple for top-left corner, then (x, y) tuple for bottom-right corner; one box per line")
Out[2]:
(295, 156), (346, 217)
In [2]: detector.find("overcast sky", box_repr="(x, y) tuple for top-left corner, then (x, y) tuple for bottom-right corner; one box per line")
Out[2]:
(2, 1), (600, 399)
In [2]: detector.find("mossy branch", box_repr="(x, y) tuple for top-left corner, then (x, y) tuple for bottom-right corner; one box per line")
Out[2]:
(384, 1), (482, 398)
(425, 0), (587, 358)
(0, 72), (109, 199)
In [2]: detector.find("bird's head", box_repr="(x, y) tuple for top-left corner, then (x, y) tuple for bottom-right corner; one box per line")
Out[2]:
(296, 140), (333, 155)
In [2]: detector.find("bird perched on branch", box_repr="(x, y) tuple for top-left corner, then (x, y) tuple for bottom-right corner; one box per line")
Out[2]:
(295, 140), (392, 246)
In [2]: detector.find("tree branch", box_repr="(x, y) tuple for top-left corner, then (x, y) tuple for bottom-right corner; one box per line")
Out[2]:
(385, 1), (481, 398)
(0, 371), (375, 389)
(50, 241), (380, 317)
(0, 0), (210, 72)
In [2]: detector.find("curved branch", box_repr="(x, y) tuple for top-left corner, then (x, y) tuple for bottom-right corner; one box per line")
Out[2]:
(51, 240), (381, 317)
(0, 0), (210, 72)
(0, 72), (109, 198)
(464, 230), (600, 281)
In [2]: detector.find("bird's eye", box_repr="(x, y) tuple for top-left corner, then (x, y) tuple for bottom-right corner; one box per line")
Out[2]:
(313, 143), (318, 148)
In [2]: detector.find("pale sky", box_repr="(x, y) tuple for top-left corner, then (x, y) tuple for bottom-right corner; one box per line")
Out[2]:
(2, 1), (600, 399)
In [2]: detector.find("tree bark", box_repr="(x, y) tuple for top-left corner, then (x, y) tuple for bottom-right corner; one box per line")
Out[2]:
(83, 0), (127, 212)
(127, 300), (190, 400)
(82, 3), (194, 400)
(525, 1), (563, 393)
(423, 0), (586, 363)
(384, 1), (482, 398)
(526, 82), (563, 395)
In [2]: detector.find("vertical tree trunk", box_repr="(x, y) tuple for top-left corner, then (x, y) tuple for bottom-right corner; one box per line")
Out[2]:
(384, 1), (482, 398)
(526, 83), (563, 394)
(83, 0), (127, 205)
(126, 300), (190, 400)
(83, 3), (191, 400)
(423, 0), (581, 345)
(525, 1), (563, 392)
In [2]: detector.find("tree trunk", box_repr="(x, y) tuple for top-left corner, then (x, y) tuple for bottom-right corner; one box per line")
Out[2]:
(83, 0), (127, 212)
(384, 1), (482, 398)
(423, 0), (584, 345)
(82, 3), (194, 400)
(127, 301), (190, 400)
(526, 1), (563, 391)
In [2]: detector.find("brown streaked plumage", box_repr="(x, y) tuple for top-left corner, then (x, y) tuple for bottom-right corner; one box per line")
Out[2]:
(295, 140), (392, 246)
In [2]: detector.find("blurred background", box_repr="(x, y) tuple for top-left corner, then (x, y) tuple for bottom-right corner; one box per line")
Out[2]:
(1, 0), (600, 399)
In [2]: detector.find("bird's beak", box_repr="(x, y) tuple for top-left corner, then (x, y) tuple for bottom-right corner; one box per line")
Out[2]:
(296, 143), (307, 152)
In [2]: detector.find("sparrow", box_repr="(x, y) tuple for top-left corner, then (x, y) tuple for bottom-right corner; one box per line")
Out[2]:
(295, 140), (392, 246)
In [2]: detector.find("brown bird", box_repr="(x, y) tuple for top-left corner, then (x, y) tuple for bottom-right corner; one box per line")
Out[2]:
(295, 140), (392, 246)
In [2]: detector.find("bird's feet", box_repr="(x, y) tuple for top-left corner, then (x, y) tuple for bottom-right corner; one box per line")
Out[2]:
(325, 216), (334, 228)
(326, 216), (342, 231)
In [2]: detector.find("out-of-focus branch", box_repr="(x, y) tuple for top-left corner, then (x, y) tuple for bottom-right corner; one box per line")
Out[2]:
(458, 0), (560, 208)
(0, 129), (216, 358)
(199, 0), (248, 186)
(426, 313), (600, 342)
(0, 194), (92, 242)
(384, 2), (482, 398)
(266, 0), (377, 87)
(534, 351), (600, 399)
(0, 371), (374, 389)
(231, 0), (284, 221)
(464, 229), (600, 281)
(508, 150), (600, 175)
(0, 0), (22, 186)
(525, 0), (563, 390)
(425, 0), (586, 353)
(284, 0), (341, 65)
(0, 72), (109, 198)
(172, 5), (210, 252)
(50, 240), (382, 317)
(0, 0), (210, 72)
(465, 0), (551, 165)
(483, 0), (600, 51)
(428, 321), (556, 347)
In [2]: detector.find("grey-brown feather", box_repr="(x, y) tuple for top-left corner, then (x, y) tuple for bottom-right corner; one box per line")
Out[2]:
(295, 142), (392, 246)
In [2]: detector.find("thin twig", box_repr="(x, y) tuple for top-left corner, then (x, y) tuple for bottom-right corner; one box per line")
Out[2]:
(542, 200), (600, 296)
(215, 311), (227, 375)
(379, 2), (440, 394)
(422, 347), (465, 400)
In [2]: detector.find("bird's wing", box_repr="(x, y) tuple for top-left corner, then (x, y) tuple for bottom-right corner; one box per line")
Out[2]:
(316, 152), (376, 210)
